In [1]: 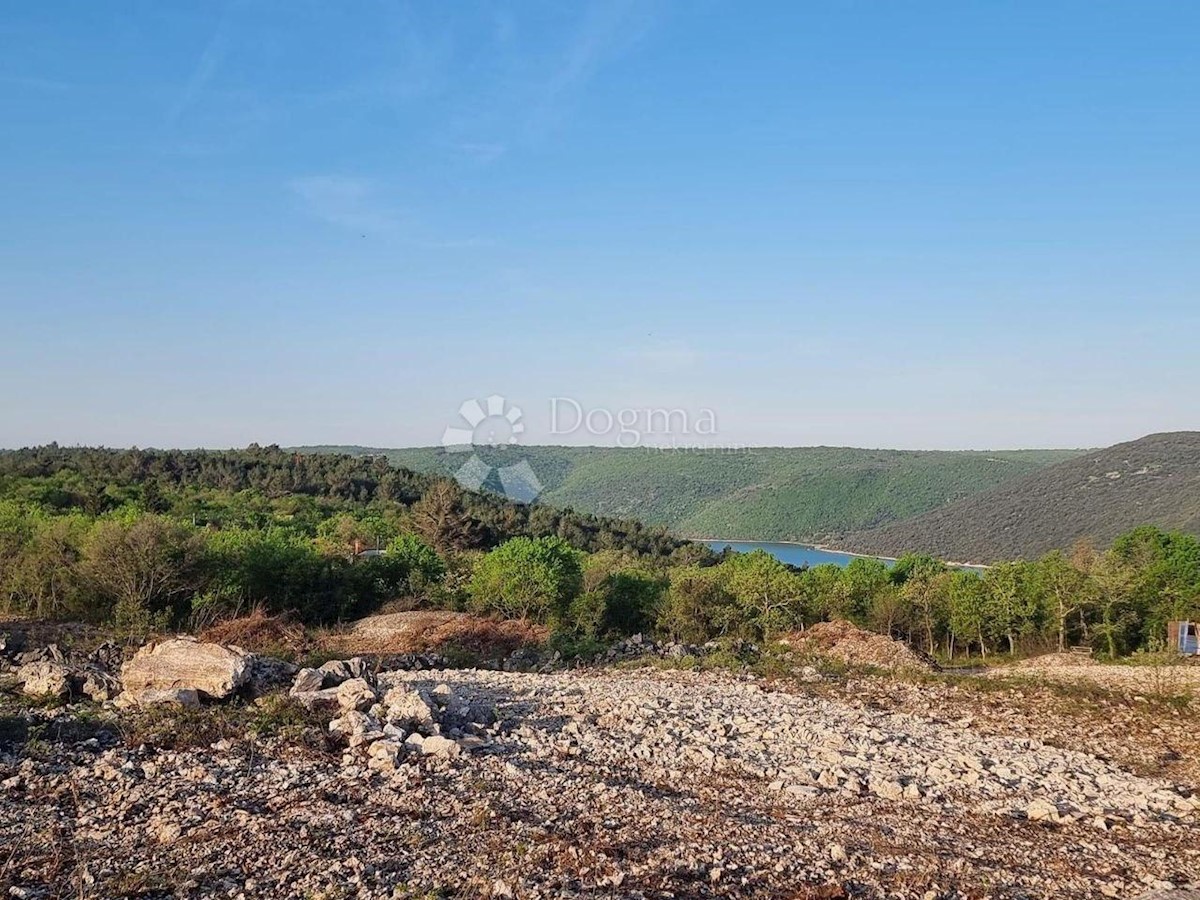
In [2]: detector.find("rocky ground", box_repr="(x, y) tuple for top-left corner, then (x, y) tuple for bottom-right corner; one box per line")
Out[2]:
(3, 659), (1199, 899)
(996, 659), (1200, 695)
(847, 673), (1200, 791)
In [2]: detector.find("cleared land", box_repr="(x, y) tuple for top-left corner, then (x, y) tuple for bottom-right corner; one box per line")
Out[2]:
(991, 657), (1200, 705)
(2, 626), (1198, 898)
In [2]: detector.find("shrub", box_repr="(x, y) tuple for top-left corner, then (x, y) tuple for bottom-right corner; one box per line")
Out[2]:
(657, 567), (731, 644)
(468, 536), (583, 623)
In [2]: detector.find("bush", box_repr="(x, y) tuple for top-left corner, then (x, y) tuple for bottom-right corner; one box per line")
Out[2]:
(382, 532), (446, 595)
(657, 567), (731, 644)
(469, 536), (583, 623)
(562, 590), (607, 640)
(202, 528), (328, 620)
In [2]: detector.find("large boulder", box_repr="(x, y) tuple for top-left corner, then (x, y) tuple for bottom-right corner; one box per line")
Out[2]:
(119, 687), (201, 708)
(120, 637), (251, 702)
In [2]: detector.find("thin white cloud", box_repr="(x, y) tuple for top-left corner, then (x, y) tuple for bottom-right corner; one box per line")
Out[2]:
(167, 5), (234, 126)
(626, 339), (703, 372)
(442, 1), (661, 156)
(526, 0), (659, 139)
(455, 141), (508, 165)
(287, 175), (399, 234)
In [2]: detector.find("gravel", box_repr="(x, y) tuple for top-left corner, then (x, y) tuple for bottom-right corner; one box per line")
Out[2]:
(2, 666), (1198, 898)
(994, 660), (1200, 694)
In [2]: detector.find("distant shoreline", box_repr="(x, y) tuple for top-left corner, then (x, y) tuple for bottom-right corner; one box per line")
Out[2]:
(697, 537), (989, 570)
(693, 537), (901, 564)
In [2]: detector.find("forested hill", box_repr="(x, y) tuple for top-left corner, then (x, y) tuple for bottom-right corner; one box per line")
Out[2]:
(840, 432), (1200, 563)
(0, 445), (696, 560)
(295, 445), (1082, 542)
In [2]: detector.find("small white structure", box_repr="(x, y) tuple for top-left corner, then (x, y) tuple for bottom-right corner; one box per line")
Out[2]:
(1168, 620), (1199, 655)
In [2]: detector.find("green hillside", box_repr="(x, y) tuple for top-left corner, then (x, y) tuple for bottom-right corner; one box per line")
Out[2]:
(841, 432), (1200, 563)
(295, 445), (1083, 542)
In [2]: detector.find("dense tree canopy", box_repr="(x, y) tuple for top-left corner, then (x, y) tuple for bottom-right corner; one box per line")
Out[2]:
(0, 447), (1196, 659)
(0, 447), (703, 629)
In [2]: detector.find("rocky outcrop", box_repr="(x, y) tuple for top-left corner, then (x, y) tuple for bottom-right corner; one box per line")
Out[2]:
(15, 661), (73, 697)
(119, 637), (251, 704)
(14, 660), (120, 701)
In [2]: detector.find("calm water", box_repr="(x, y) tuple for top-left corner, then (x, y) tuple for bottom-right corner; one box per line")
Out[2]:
(703, 540), (881, 568)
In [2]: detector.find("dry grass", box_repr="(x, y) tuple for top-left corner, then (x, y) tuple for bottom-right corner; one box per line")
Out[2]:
(117, 694), (331, 753)
(198, 608), (313, 660)
(322, 610), (547, 659)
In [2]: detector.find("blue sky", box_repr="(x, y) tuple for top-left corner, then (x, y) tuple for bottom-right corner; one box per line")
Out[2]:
(1, 1), (1197, 450)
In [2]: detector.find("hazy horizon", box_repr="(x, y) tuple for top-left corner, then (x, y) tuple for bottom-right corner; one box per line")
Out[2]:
(2, 437), (1126, 454)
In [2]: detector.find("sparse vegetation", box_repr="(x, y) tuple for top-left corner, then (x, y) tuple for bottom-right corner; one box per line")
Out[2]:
(117, 695), (329, 752)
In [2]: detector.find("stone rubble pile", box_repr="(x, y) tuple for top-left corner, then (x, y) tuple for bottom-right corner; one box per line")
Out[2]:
(601, 632), (753, 663)
(781, 619), (940, 672)
(14, 659), (122, 702)
(6, 640), (124, 702)
(5, 629), (465, 709)
(290, 660), (497, 772)
(5, 635), (305, 707)
(299, 661), (1198, 831)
